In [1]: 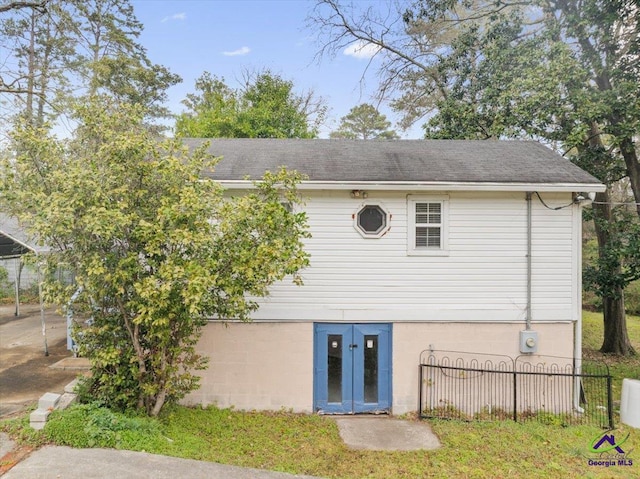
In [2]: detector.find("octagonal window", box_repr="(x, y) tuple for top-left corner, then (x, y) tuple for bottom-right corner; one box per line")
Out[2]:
(355, 204), (390, 238)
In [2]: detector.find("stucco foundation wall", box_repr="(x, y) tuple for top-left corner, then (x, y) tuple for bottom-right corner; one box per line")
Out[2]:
(183, 322), (314, 412)
(183, 321), (575, 416)
(392, 322), (575, 414)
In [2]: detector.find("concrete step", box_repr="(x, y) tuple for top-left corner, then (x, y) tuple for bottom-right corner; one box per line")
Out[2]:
(56, 393), (77, 411)
(29, 409), (50, 430)
(30, 383), (78, 430)
(38, 393), (60, 411)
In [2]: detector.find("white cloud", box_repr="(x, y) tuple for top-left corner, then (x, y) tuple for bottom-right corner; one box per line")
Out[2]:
(222, 46), (251, 57)
(161, 12), (187, 23)
(343, 40), (381, 59)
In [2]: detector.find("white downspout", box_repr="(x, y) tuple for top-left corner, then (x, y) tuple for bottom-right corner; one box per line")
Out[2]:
(526, 192), (532, 330)
(573, 196), (585, 413)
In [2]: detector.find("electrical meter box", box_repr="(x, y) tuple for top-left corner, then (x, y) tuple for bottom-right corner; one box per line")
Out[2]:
(519, 330), (538, 354)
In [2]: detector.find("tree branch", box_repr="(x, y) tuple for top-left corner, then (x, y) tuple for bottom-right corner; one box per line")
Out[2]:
(0, 1), (48, 14)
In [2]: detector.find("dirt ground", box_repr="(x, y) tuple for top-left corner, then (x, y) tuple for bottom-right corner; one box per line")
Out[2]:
(0, 304), (81, 418)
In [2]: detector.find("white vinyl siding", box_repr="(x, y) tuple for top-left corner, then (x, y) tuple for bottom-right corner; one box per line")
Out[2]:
(232, 190), (578, 323)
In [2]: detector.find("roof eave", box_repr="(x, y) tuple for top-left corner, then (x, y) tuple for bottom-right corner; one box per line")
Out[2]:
(216, 180), (607, 193)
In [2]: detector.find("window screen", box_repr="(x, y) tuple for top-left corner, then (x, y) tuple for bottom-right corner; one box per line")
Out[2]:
(415, 202), (441, 248)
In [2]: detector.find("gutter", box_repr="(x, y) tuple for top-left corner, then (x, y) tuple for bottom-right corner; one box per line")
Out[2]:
(215, 180), (607, 193)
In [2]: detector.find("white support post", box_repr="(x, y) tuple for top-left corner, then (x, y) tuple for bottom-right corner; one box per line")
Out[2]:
(37, 261), (48, 356)
(13, 257), (20, 316)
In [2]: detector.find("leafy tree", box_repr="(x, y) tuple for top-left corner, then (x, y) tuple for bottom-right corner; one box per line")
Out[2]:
(329, 103), (399, 139)
(0, 98), (310, 415)
(0, 0), (75, 127)
(313, 0), (639, 355)
(68, 0), (181, 126)
(89, 54), (181, 131)
(175, 72), (245, 138)
(176, 70), (326, 138)
(0, 0), (180, 130)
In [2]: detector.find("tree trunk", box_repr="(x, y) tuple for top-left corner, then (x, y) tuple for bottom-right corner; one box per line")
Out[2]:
(25, 9), (37, 122)
(150, 388), (166, 417)
(601, 293), (635, 355)
(592, 190), (637, 355)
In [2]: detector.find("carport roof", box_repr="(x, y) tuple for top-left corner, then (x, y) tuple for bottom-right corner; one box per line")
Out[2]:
(0, 215), (48, 258)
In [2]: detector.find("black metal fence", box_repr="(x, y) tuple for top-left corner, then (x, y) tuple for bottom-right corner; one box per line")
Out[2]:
(418, 349), (612, 429)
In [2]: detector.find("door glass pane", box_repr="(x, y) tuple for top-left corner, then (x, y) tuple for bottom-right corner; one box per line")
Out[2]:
(364, 335), (378, 403)
(327, 335), (342, 403)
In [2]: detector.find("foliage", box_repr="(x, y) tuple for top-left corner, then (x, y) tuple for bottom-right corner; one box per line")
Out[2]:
(175, 72), (244, 138)
(0, 262), (41, 303)
(44, 403), (165, 449)
(625, 281), (640, 316)
(89, 54), (181, 129)
(176, 70), (326, 138)
(0, 0), (180, 130)
(584, 208), (640, 302)
(329, 103), (399, 139)
(0, 265), (10, 297)
(240, 71), (323, 138)
(0, 0), (74, 126)
(0, 98), (310, 416)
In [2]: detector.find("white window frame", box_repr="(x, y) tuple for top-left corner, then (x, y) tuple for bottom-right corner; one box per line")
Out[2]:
(407, 195), (449, 256)
(353, 201), (391, 239)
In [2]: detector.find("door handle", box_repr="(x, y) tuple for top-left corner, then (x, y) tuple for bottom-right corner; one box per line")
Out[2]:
(349, 344), (358, 350)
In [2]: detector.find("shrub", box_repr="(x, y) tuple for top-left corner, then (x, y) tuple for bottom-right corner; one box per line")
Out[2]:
(0, 265), (11, 298)
(44, 403), (164, 449)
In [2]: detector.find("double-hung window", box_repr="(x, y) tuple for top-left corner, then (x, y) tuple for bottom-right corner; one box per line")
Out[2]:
(407, 195), (449, 255)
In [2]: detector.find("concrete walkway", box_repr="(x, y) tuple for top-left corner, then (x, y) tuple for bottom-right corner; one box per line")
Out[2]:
(1, 417), (440, 478)
(334, 416), (441, 451)
(0, 443), (322, 479)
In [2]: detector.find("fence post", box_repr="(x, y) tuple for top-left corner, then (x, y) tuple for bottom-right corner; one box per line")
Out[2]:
(607, 374), (614, 429)
(418, 365), (423, 418)
(513, 369), (518, 422)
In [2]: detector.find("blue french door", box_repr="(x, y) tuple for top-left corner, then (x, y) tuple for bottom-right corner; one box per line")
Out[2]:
(314, 323), (391, 414)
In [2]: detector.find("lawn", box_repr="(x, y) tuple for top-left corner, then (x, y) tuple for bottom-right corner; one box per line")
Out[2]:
(582, 311), (640, 403)
(2, 311), (639, 479)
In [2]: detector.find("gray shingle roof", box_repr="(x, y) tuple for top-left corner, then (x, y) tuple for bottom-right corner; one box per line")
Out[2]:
(184, 138), (602, 186)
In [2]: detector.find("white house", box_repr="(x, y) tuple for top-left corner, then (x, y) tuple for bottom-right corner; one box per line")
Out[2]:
(181, 139), (605, 415)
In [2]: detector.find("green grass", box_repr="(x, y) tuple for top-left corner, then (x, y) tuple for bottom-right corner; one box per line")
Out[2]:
(2, 311), (639, 479)
(8, 404), (639, 479)
(582, 311), (640, 403)
(3, 403), (637, 479)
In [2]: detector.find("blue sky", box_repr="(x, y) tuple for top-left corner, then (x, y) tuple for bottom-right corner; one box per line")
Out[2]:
(131, 0), (421, 138)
